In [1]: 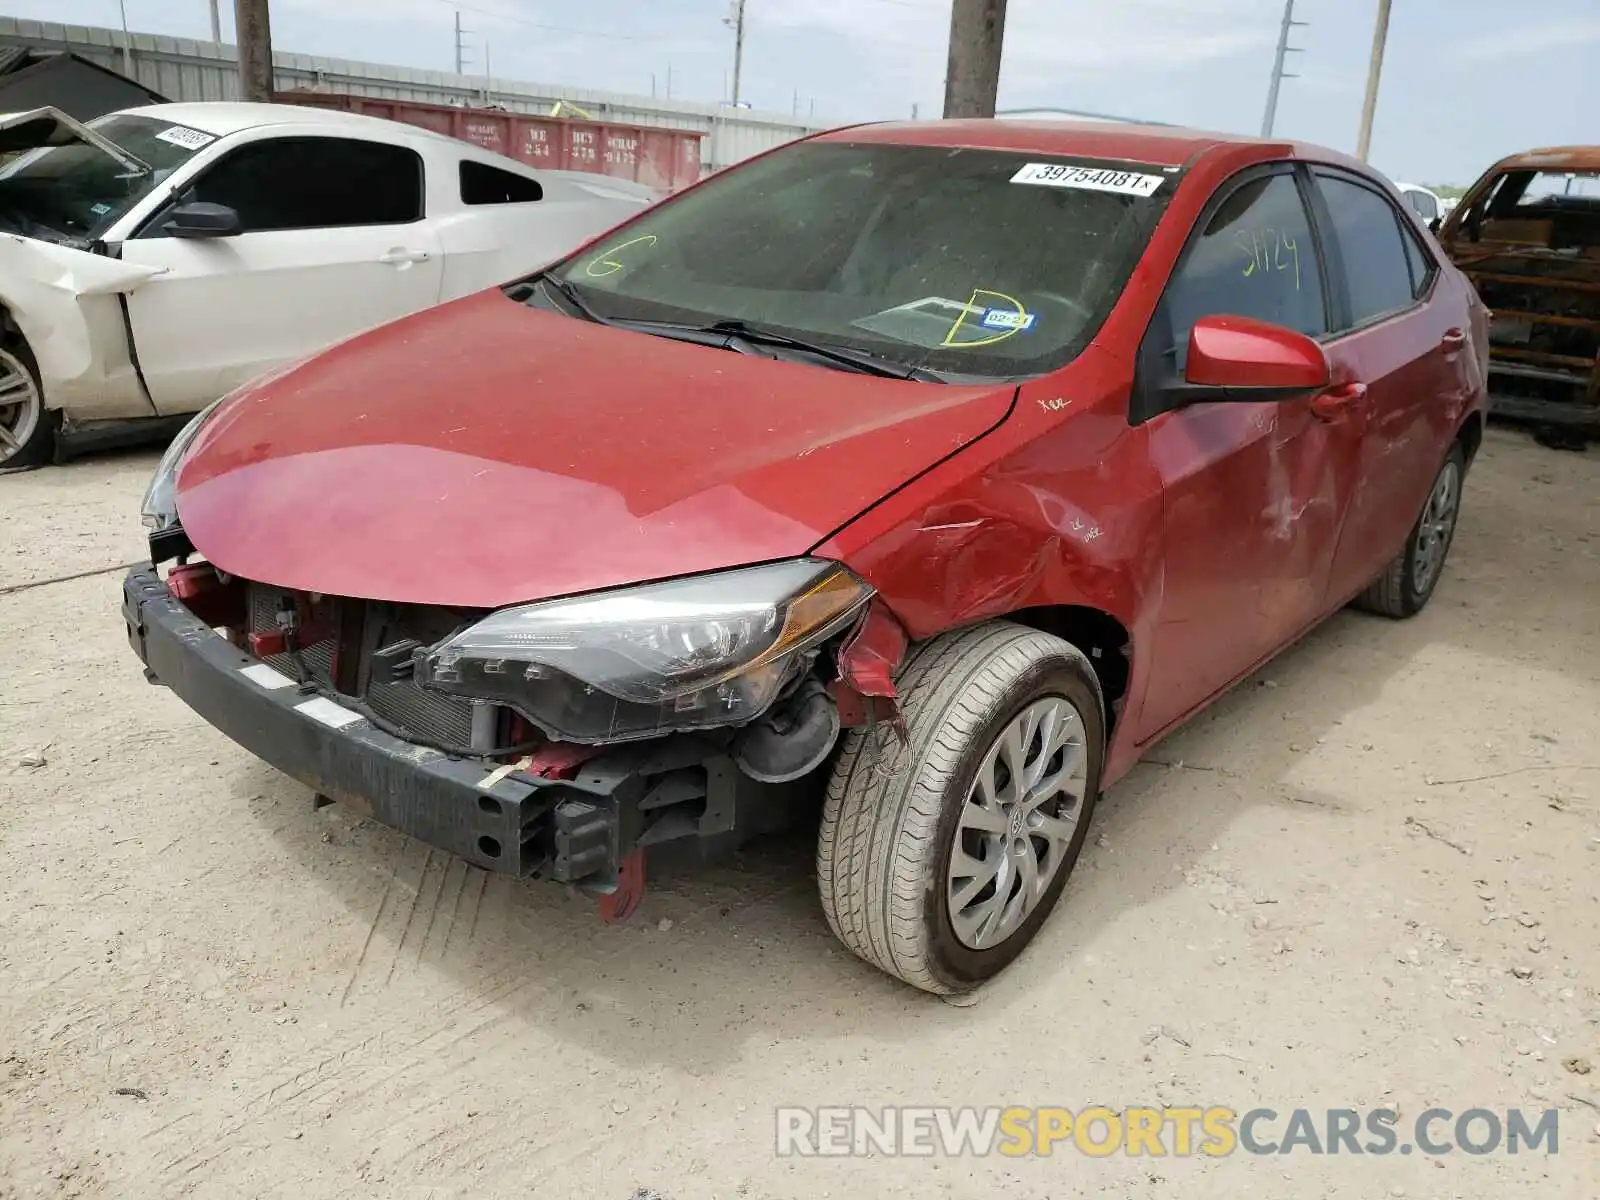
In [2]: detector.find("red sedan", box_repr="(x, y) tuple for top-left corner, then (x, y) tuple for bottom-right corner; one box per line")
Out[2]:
(125, 119), (1488, 994)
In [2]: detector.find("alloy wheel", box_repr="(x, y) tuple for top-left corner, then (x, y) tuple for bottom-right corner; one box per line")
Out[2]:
(1412, 458), (1461, 596)
(0, 346), (41, 465)
(947, 696), (1089, 950)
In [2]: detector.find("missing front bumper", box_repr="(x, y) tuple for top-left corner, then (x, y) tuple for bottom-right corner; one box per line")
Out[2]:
(122, 567), (750, 886)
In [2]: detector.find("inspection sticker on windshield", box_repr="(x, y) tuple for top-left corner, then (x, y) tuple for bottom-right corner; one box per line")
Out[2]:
(1010, 163), (1165, 197)
(980, 308), (1036, 332)
(153, 125), (215, 150)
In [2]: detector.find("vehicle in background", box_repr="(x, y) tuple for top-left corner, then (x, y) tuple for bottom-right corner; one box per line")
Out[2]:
(126, 118), (1488, 995)
(275, 91), (706, 196)
(1396, 182), (1445, 226)
(0, 102), (654, 467)
(1436, 146), (1600, 433)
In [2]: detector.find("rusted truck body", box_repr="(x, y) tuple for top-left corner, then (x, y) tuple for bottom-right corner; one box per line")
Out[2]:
(1436, 146), (1600, 431)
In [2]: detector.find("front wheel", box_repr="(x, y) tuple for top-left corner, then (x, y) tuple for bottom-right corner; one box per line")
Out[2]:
(1354, 442), (1466, 619)
(0, 338), (52, 470)
(817, 621), (1104, 994)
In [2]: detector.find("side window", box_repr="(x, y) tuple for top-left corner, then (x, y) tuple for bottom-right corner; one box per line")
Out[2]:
(1161, 171), (1327, 370)
(1400, 221), (1436, 300)
(460, 160), (543, 205)
(1407, 190), (1438, 222)
(182, 137), (423, 233)
(1316, 175), (1416, 327)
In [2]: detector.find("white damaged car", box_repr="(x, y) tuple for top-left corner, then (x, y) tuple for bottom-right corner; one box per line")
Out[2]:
(0, 102), (656, 467)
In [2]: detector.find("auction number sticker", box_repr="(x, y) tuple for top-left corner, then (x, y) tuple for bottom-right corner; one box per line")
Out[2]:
(1011, 162), (1165, 197)
(154, 125), (216, 150)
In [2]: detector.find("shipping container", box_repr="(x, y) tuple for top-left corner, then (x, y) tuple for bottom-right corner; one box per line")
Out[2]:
(274, 91), (705, 193)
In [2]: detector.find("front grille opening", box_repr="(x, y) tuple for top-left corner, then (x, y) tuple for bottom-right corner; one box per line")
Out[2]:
(247, 583), (500, 753)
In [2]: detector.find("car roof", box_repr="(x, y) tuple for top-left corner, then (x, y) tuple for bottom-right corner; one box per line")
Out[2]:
(816, 118), (1366, 172)
(112, 100), (460, 144)
(1488, 146), (1600, 173)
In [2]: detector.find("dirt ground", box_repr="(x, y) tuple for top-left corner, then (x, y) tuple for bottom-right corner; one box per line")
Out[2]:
(1, 427), (1597, 1199)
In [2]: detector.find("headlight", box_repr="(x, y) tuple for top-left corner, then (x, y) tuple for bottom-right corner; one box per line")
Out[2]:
(416, 559), (873, 743)
(140, 397), (225, 531)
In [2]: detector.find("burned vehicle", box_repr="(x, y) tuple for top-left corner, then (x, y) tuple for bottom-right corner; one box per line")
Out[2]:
(0, 102), (653, 467)
(1435, 146), (1600, 433)
(125, 119), (1488, 994)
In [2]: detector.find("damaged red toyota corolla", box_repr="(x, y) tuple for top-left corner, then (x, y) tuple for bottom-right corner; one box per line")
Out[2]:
(124, 120), (1488, 994)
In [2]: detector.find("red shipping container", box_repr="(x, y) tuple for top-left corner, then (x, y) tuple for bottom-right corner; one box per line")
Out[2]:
(274, 92), (704, 192)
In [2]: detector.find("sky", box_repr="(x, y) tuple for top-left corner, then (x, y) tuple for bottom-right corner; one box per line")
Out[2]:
(15, 0), (1600, 185)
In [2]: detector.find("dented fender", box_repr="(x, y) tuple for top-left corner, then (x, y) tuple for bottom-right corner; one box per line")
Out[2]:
(0, 234), (163, 420)
(814, 346), (1165, 786)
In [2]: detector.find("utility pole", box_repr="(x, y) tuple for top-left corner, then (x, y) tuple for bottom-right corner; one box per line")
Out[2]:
(1355, 0), (1392, 162)
(233, 0), (273, 102)
(453, 11), (473, 76)
(118, 0), (133, 74)
(1260, 0), (1306, 137)
(208, 0), (222, 43)
(943, 0), (1008, 118)
(724, 0), (747, 106)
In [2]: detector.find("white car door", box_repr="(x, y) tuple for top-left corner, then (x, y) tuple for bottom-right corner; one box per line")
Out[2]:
(117, 133), (444, 414)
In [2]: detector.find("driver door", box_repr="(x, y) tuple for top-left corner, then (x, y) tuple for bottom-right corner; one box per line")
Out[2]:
(118, 134), (444, 414)
(1132, 164), (1369, 742)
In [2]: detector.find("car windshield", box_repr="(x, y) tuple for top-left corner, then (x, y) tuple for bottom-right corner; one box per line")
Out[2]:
(545, 141), (1179, 380)
(0, 114), (213, 244)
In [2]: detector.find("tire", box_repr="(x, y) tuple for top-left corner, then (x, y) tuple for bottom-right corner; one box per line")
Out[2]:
(0, 337), (52, 470)
(1354, 442), (1467, 619)
(817, 621), (1105, 994)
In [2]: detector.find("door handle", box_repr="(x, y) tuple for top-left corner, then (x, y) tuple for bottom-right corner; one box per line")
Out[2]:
(1440, 327), (1467, 355)
(378, 249), (430, 265)
(1311, 381), (1368, 422)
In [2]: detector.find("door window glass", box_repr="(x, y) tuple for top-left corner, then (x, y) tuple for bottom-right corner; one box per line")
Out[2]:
(1401, 221), (1436, 299)
(180, 137), (423, 232)
(1317, 175), (1416, 326)
(1161, 171), (1327, 369)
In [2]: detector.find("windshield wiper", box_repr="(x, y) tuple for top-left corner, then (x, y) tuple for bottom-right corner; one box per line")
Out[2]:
(647, 318), (944, 382)
(533, 272), (614, 325)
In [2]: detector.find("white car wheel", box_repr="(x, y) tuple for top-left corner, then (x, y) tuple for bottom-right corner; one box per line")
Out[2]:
(0, 340), (49, 469)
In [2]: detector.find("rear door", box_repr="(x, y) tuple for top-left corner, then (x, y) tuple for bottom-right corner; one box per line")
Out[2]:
(1132, 164), (1368, 741)
(1310, 169), (1467, 604)
(118, 134), (444, 414)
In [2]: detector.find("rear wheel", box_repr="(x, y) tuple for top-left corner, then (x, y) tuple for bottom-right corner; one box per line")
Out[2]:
(1355, 442), (1466, 618)
(0, 338), (51, 470)
(817, 621), (1104, 994)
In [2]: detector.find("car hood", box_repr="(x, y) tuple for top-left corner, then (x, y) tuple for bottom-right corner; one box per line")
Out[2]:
(176, 291), (1015, 609)
(0, 106), (149, 172)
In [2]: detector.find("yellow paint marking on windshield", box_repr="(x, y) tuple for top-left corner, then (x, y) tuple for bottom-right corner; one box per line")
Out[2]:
(940, 288), (1031, 348)
(584, 234), (659, 278)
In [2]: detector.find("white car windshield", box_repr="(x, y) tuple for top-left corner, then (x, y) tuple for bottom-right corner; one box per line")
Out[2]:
(546, 141), (1179, 381)
(0, 114), (213, 244)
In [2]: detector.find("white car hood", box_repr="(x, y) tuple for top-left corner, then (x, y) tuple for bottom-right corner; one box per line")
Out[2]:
(0, 106), (150, 174)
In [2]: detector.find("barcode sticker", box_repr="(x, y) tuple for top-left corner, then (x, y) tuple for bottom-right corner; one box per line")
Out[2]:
(154, 125), (215, 150)
(1010, 163), (1165, 197)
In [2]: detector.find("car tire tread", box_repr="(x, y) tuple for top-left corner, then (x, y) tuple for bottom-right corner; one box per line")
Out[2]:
(817, 621), (1102, 994)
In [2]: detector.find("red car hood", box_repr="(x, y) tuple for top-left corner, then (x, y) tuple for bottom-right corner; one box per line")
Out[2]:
(176, 291), (1014, 608)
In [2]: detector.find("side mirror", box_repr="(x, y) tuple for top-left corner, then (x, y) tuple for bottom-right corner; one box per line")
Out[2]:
(1429, 216), (1442, 233)
(163, 201), (241, 239)
(1183, 314), (1330, 396)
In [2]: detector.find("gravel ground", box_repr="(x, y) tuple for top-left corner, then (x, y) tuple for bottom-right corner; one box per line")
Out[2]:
(1, 428), (1597, 1199)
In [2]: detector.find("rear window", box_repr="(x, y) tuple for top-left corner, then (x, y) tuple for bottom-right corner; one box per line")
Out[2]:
(547, 141), (1180, 380)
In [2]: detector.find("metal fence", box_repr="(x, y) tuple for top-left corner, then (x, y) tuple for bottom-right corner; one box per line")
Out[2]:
(0, 16), (827, 171)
